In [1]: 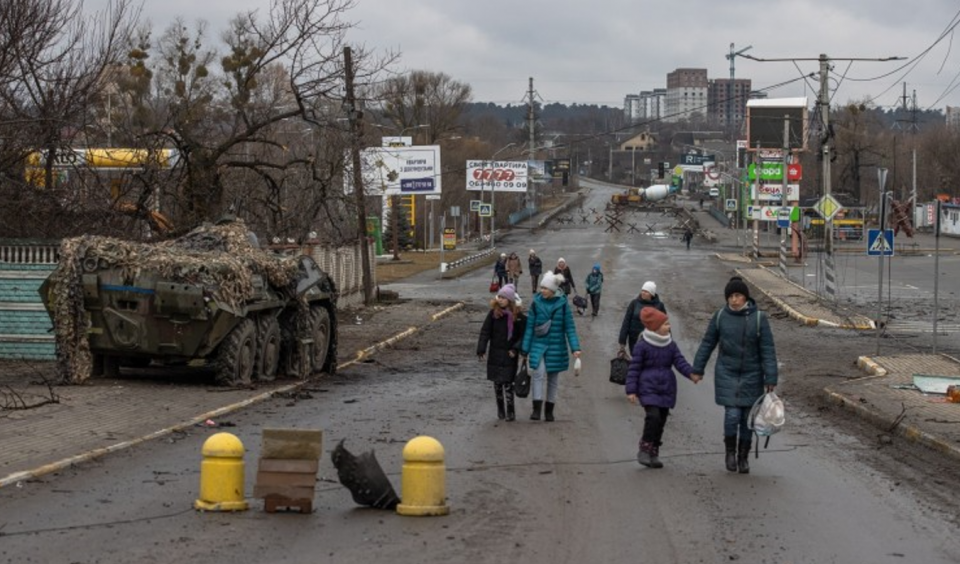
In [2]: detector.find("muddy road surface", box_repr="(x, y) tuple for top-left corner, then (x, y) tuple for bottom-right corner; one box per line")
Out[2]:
(2, 187), (960, 563)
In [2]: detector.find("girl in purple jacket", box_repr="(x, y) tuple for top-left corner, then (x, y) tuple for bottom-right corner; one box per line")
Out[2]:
(626, 307), (701, 468)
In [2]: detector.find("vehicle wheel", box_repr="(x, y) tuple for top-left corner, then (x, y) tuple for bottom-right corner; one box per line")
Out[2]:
(255, 316), (281, 382)
(215, 319), (256, 387)
(309, 306), (331, 374)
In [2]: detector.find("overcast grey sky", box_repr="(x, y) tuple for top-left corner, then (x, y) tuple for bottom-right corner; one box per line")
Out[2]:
(86, 0), (960, 111)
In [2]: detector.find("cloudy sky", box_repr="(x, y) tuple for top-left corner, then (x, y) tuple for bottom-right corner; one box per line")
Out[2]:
(86, 0), (960, 111)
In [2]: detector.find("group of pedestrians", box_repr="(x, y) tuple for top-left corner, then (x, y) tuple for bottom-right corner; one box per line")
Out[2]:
(484, 249), (779, 475)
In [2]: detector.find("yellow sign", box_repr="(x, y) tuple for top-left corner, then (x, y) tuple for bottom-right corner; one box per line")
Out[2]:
(814, 194), (843, 221)
(442, 228), (456, 250)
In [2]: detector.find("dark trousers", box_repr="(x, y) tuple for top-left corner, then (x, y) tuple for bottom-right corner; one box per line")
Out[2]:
(641, 405), (671, 445)
(531, 274), (540, 295)
(497, 274), (507, 287)
(589, 292), (601, 315)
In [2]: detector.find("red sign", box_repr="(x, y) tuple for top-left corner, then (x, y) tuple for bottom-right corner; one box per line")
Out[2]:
(472, 168), (516, 182)
(787, 163), (802, 181)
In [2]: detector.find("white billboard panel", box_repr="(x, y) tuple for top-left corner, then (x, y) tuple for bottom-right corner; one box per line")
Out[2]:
(346, 145), (441, 196)
(751, 182), (799, 201)
(465, 160), (528, 192)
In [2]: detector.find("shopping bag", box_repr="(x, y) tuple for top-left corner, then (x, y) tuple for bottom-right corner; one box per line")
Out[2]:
(514, 361), (531, 398)
(609, 352), (628, 385)
(572, 294), (588, 309)
(573, 357), (581, 377)
(489, 275), (500, 293)
(748, 391), (785, 437)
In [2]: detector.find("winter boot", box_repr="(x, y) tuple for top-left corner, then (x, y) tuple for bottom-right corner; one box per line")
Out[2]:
(495, 387), (506, 420)
(505, 389), (516, 422)
(649, 442), (664, 468)
(637, 441), (655, 467)
(738, 443), (751, 474)
(724, 436), (738, 472)
(530, 400), (543, 421)
(544, 402), (555, 422)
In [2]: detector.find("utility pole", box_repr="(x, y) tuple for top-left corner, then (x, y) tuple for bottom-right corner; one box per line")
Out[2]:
(525, 77), (538, 208)
(818, 53), (838, 301)
(726, 43), (752, 136)
(344, 46), (374, 305)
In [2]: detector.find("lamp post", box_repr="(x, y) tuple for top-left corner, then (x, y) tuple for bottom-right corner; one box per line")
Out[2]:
(489, 142), (516, 250)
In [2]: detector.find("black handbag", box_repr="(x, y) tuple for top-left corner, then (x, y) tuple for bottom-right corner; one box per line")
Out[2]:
(572, 294), (588, 309)
(514, 360), (531, 398)
(609, 352), (628, 385)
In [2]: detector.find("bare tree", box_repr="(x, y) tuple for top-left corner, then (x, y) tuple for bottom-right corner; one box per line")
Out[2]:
(376, 70), (471, 143)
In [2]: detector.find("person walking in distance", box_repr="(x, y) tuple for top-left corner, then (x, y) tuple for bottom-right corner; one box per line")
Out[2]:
(520, 272), (581, 422)
(553, 258), (576, 297)
(618, 281), (667, 354)
(505, 251), (523, 286)
(691, 276), (778, 474)
(626, 307), (700, 468)
(528, 249), (543, 295)
(585, 263), (604, 317)
(682, 227), (693, 250)
(493, 253), (508, 289)
(477, 284), (527, 422)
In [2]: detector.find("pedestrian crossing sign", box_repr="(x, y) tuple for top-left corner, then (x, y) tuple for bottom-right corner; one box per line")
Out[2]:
(866, 228), (894, 256)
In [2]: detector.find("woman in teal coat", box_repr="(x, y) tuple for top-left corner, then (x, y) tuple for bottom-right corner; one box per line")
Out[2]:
(521, 271), (582, 422)
(692, 277), (778, 474)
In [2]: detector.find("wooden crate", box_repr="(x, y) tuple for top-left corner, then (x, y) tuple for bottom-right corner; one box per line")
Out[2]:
(255, 429), (322, 514)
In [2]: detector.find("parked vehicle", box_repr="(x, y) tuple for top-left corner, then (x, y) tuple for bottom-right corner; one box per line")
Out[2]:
(39, 219), (337, 385)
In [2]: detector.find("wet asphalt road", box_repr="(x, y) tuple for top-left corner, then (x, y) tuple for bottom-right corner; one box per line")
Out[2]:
(1, 186), (959, 563)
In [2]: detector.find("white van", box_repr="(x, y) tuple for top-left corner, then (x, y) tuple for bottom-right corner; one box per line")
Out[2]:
(708, 188), (720, 197)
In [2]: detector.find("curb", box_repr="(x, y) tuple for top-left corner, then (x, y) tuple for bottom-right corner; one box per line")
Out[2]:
(0, 301), (467, 490)
(822, 387), (960, 464)
(737, 267), (875, 331)
(856, 355), (888, 376)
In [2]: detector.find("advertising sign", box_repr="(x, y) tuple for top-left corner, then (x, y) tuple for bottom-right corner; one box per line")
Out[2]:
(748, 162), (784, 181)
(751, 183), (799, 201)
(350, 145), (442, 196)
(746, 205), (795, 222)
(680, 154), (716, 166)
(466, 160), (529, 192)
(442, 228), (457, 250)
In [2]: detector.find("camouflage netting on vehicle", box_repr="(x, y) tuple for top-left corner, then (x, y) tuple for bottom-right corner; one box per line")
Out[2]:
(47, 220), (301, 384)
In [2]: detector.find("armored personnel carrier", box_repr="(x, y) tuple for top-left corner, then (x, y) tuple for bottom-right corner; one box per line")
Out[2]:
(40, 220), (337, 386)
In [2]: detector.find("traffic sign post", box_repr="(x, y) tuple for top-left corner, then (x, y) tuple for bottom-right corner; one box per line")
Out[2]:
(776, 207), (792, 229)
(866, 228), (894, 256)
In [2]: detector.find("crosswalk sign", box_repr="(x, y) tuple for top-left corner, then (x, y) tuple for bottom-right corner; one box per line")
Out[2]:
(866, 228), (894, 256)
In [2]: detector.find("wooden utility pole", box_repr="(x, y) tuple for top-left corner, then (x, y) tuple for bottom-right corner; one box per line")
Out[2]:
(344, 46), (374, 305)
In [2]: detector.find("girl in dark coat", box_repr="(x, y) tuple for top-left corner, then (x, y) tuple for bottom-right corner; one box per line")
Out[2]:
(552, 258), (575, 296)
(626, 307), (699, 468)
(477, 284), (526, 421)
(692, 276), (778, 474)
(618, 280), (667, 353)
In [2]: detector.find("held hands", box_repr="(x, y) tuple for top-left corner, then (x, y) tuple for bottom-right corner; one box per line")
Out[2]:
(690, 373), (703, 384)
(627, 394), (639, 405)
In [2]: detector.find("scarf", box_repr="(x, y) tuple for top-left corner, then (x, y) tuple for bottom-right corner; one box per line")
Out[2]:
(493, 307), (516, 339)
(641, 329), (672, 348)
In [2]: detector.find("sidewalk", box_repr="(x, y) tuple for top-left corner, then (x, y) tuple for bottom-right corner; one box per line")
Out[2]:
(708, 220), (960, 462)
(0, 300), (464, 487)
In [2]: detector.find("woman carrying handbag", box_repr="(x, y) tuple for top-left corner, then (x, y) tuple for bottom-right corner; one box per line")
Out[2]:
(477, 284), (526, 421)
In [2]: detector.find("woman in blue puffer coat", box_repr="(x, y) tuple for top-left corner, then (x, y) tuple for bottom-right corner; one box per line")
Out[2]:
(692, 276), (778, 475)
(520, 271), (581, 422)
(626, 307), (699, 468)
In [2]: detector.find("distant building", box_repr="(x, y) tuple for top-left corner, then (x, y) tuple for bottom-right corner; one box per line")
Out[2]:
(624, 90), (666, 123)
(619, 132), (657, 151)
(665, 69), (708, 123)
(708, 78), (752, 128)
(946, 106), (960, 129)
(624, 94), (643, 122)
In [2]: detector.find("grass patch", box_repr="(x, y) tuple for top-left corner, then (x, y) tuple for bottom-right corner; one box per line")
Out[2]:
(376, 250), (469, 284)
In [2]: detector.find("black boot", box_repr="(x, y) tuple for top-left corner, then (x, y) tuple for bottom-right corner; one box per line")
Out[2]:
(504, 387), (515, 422)
(738, 443), (751, 474)
(544, 402), (555, 422)
(495, 386), (505, 420)
(530, 400), (542, 421)
(637, 441), (655, 467)
(649, 442), (664, 468)
(724, 436), (737, 472)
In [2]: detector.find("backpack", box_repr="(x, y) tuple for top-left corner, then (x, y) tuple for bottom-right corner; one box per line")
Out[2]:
(713, 308), (762, 337)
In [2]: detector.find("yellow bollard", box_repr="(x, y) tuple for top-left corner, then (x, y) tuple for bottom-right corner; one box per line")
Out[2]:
(194, 432), (249, 512)
(396, 435), (449, 516)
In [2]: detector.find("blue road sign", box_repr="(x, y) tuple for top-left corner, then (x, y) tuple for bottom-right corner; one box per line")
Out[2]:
(866, 228), (894, 256)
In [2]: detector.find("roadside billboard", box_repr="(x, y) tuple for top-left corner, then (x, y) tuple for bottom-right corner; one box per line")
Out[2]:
(348, 145), (442, 196)
(751, 182), (799, 201)
(466, 160), (528, 193)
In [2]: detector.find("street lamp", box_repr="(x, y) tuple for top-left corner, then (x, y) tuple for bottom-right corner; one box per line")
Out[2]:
(489, 142), (516, 250)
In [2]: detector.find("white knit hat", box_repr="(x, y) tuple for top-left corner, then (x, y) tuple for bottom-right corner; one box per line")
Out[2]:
(641, 281), (657, 295)
(540, 272), (563, 292)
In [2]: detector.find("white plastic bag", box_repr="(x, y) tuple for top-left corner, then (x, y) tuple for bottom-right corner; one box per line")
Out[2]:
(748, 392), (785, 436)
(573, 357), (581, 377)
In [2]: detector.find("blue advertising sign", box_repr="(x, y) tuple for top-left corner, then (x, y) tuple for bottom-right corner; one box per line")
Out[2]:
(401, 178), (435, 192)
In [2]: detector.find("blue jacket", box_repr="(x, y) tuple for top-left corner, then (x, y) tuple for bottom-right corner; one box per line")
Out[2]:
(521, 293), (581, 373)
(625, 334), (694, 408)
(585, 267), (604, 295)
(692, 299), (778, 407)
